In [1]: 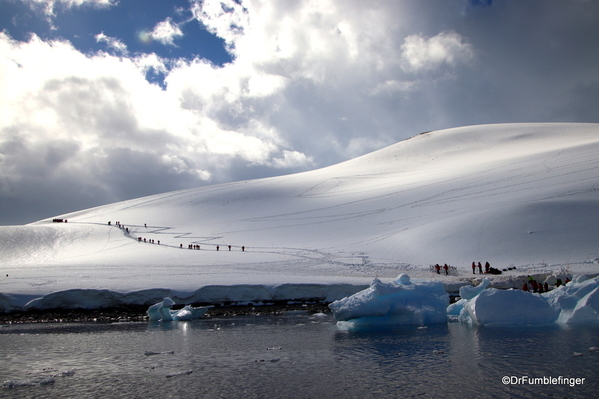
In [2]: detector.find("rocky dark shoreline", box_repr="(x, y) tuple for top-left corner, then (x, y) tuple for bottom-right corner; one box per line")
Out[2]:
(0, 300), (332, 324)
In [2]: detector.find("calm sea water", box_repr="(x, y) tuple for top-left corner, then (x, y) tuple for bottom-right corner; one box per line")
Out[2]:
(1, 312), (599, 398)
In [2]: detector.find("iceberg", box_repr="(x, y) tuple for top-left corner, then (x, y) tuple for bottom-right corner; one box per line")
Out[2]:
(452, 275), (599, 326)
(146, 297), (210, 322)
(328, 274), (449, 327)
(330, 274), (599, 328)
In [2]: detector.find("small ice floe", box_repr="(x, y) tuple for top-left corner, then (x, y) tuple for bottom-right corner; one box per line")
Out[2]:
(166, 370), (193, 378)
(144, 350), (175, 356)
(267, 347), (282, 351)
(2, 377), (55, 388)
(312, 312), (327, 317)
(147, 297), (210, 322)
(589, 347), (599, 352)
(572, 352), (584, 357)
(255, 358), (280, 363)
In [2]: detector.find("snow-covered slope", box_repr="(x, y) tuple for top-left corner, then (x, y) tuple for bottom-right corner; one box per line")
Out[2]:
(2, 123), (599, 310)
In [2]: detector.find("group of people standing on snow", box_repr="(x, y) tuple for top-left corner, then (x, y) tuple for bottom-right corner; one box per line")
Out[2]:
(471, 261), (503, 275)
(434, 264), (452, 275)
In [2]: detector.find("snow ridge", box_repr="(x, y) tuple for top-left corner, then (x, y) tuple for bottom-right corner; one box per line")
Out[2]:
(1, 123), (599, 311)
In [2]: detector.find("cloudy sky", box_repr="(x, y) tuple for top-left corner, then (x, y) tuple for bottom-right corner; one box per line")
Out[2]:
(1, 0), (598, 224)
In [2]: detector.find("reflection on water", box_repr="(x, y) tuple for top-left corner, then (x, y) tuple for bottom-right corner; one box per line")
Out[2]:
(1, 313), (599, 398)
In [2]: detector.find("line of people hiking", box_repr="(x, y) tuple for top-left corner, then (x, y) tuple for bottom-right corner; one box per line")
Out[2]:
(108, 220), (249, 252)
(109, 221), (130, 235)
(178, 243), (245, 251)
(138, 237), (159, 244)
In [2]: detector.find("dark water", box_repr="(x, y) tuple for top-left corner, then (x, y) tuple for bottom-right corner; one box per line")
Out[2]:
(1, 312), (599, 398)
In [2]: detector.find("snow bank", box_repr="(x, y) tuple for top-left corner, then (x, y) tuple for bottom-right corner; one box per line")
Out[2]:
(450, 275), (599, 326)
(328, 274), (449, 327)
(1, 283), (367, 313)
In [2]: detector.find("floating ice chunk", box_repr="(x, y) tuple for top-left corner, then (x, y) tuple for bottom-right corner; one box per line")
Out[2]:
(452, 275), (599, 326)
(166, 370), (193, 378)
(328, 274), (449, 327)
(173, 308), (192, 321)
(144, 350), (174, 356)
(171, 305), (210, 321)
(146, 297), (175, 321)
(2, 377), (55, 388)
(460, 289), (558, 326)
(459, 279), (491, 300)
(146, 298), (209, 322)
(446, 298), (466, 316)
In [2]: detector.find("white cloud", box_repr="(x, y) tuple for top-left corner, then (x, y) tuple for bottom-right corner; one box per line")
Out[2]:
(23, 0), (117, 18)
(150, 17), (184, 47)
(400, 31), (474, 73)
(269, 150), (314, 169)
(0, 30), (314, 219)
(95, 32), (128, 55)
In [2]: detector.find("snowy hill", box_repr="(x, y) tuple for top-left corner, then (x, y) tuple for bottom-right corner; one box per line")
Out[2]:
(2, 123), (599, 310)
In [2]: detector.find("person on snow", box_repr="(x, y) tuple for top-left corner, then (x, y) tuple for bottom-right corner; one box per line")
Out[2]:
(435, 264), (441, 274)
(478, 262), (483, 274)
(472, 262), (476, 274)
(522, 283), (529, 291)
(485, 262), (490, 273)
(443, 264), (449, 275)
